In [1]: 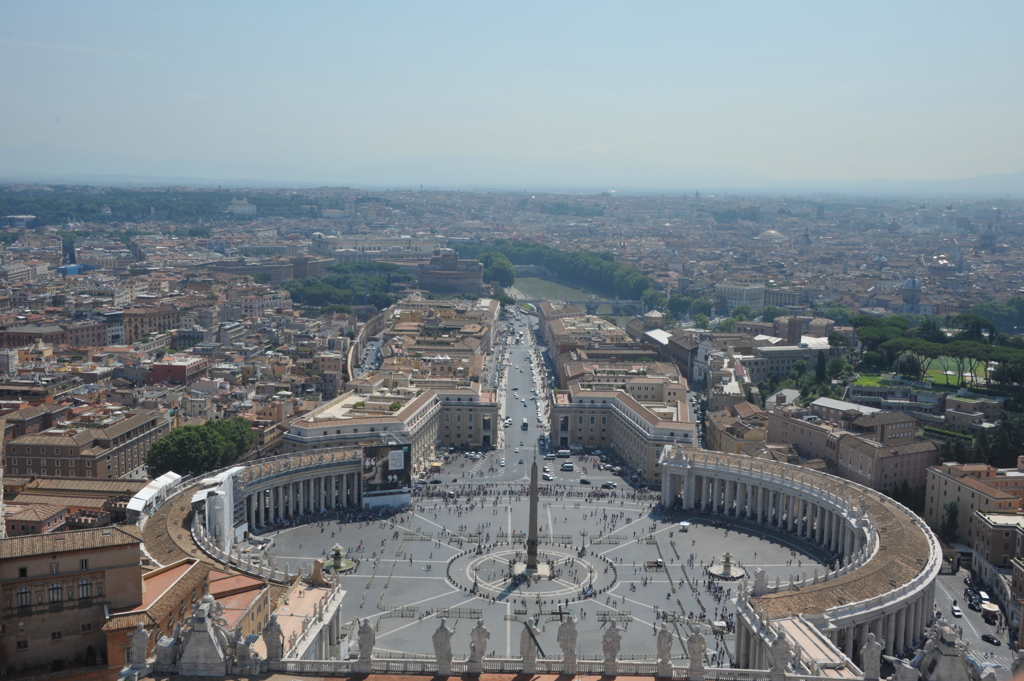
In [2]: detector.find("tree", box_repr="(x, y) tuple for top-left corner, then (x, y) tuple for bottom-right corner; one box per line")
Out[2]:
(479, 252), (515, 287)
(145, 418), (254, 478)
(827, 331), (850, 348)
(642, 288), (667, 311)
(973, 429), (992, 465)
(915, 316), (947, 344)
(760, 305), (786, 322)
(691, 298), (714, 317)
(952, 438), (967, 464)
(693, 313), (709, 329)
(717, 317), (737, 333)
(814, 352), (827, 383)
(731, 305), (753, 321)
(826, 356), (849, 379)
(667, 295), (692, 317)
(938, 501), (959, 544)
(823, 305), (852, 325)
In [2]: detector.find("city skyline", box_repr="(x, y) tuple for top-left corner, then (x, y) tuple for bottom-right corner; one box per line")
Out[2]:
(3, 2), (1024, 194)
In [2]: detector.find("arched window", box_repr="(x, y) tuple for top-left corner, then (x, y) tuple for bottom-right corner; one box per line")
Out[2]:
(79, 580), (92, 598)
(49, 583), (63, 603)
(16, 587), (30, 607)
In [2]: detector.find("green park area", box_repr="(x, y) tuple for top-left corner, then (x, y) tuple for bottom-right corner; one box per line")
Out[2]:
(514, 277), (593, 301)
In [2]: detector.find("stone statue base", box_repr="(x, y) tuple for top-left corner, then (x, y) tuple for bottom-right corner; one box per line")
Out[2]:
(354, 659), (372, 674)
(467, 659), (483, 675)
(514, 562), (551, 578)
(605, 661), (619, 676)
(437, 662), (452, 676)
(657, 662), (673, 678)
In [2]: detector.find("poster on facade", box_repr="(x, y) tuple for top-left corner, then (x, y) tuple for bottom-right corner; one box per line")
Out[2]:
(362, 444), (411, 497)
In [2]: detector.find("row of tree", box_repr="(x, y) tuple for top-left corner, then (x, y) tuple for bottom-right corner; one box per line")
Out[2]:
(279, 263), (412, 310)
(452, 240), (650, 299)
(146, 418), (256, 478)
(849, 314), (1024, 390)
(0, 187), (330, 226)
(938, 412), (1024, 470)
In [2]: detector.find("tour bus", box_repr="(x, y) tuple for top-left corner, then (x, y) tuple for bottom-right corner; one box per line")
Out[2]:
(522, 418), (529, 430)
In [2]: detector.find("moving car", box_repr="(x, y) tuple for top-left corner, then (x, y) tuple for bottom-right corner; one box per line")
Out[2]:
(499, 458), (506, 467)
(542, 473), (554, 481)
(951, 605), (962, 618)
(981, 634), (1001, 646)
(580, 478), (591, 485)
(601, 481), (617, 489)
(518, 458), (524, 464)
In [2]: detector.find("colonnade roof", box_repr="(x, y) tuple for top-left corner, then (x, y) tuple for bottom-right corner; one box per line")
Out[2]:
(662, 446), (934, 621)
(755, 485), (930, 619)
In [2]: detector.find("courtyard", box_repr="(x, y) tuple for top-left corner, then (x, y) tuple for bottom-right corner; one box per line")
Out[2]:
(256, 455), (829, 667)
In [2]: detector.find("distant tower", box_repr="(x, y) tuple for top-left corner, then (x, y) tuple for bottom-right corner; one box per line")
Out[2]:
(903, 277), (923, 314)
(816, 204), (825, 221)
(979, 224), (997, 252)
(797, 228), (813, 255)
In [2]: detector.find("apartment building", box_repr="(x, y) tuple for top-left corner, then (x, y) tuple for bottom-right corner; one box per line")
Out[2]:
(738, 337), (842, 384)
(767, 397), (937, 492)
(714, 282), (765, 312)
(706, 401), (767, 454)
(124, 306), (180, 344)
(923, 462), (1024, 544)
(283, 381), (499, 477)
(550, 376), (694, 483)
(2, 409), (171, 480)
(0, 526), (144, 669)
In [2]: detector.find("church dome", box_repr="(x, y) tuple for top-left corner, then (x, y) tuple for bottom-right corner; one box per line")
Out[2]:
(904, 277), (922, 291)
(756, 229), (786, 241)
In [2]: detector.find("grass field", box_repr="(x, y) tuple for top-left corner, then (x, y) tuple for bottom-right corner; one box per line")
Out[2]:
(513, 277), (634, 321)
(513, 277), (593, 300)
(923, 355), (990, 385)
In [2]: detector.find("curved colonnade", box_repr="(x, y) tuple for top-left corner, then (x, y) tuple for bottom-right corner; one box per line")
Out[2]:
(242, 449), (364, 531)
(660, 447), (941, 672)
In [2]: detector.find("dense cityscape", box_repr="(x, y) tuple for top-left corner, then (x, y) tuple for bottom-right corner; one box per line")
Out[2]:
(0, 185), (1022, 680)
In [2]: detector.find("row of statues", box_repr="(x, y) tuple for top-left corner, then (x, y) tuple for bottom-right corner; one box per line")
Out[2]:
(354, 613), (703, 675)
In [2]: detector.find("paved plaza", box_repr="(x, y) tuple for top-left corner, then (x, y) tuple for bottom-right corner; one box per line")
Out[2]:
(257, 457), (828, 667)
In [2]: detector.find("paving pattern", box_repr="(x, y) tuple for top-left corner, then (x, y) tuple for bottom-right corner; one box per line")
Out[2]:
(262, 471), (827, 666)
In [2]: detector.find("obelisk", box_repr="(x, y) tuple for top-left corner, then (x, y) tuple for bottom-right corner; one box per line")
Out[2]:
(526, 454), (539, 570)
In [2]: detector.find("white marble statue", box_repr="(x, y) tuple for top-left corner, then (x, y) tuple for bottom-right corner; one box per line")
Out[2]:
(687, 632), (707, 672)
(469, 619), (490, 663)
(432, 618), (454, 675)
(861, 632), (882, 681)
(557, 615), (578, 673)
(520, 616), (541, 671)
(263, 614), (285, 661)
(129, 622), (151, 669)
(603, 620), (621, 668)
(657, 624), (673, 665)
(357, 618), (375, 662)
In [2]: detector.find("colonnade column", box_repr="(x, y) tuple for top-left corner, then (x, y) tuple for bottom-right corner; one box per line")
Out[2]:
(248, 494), (255, 530)
(884, 612), (896, 655)
(894, 606), (906, 654)
(755, 485), (764, 523)
(843, 625), (854, 658)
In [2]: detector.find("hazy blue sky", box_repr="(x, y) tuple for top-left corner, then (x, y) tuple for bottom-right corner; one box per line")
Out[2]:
(2, 1), (1023, 189)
